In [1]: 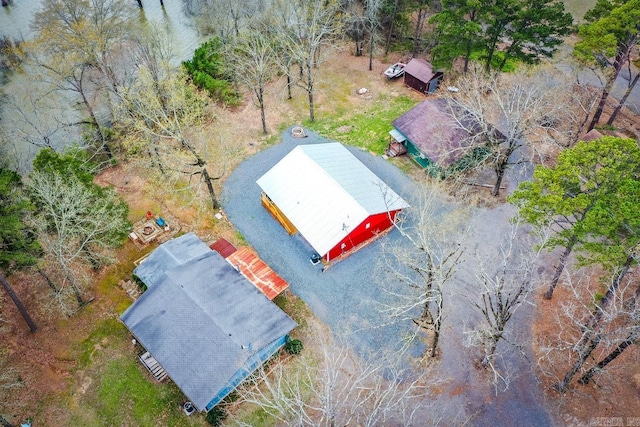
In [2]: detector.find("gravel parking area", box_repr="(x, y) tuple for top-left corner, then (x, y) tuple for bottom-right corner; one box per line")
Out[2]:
(222, 127), (423, 358)
(222, 127), (554, 426)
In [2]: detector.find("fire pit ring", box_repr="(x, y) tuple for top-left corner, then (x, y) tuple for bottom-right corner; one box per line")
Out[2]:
(291, 126), (306, 138)
(142, 225), (154, 235)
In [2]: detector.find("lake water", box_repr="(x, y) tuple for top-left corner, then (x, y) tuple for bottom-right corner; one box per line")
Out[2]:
(0, 0), (203, 172)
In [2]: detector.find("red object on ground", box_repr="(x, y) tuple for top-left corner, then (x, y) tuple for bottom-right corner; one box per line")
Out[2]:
(146, 211), (153, 219)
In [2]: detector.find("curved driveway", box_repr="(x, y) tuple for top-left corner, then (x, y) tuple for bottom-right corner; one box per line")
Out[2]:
(222, 128), (554, 426)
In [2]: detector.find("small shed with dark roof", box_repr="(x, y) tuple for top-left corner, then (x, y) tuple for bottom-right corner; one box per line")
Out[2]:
(403, 58), (443, 95)
(121, 233), (296, 412)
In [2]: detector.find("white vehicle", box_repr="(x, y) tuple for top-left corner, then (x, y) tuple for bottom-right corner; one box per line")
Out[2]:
(384, 62), (406, 79)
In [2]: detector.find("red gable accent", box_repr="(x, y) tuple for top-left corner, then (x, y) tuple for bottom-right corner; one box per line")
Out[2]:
(209, 238), (238, 259)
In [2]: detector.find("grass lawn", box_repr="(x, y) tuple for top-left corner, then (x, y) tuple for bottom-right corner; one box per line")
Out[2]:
(306, 94), (419, 154)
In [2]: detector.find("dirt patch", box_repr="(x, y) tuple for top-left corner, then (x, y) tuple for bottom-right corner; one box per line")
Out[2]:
(532, 279), (640, 426)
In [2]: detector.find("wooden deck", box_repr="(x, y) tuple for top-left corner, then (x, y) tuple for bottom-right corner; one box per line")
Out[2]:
(129, 215), (181, 249)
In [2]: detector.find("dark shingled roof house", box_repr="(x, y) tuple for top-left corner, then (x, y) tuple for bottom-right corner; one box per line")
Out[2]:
(403, 58), (443, 95)
(391, 98), (489, 176)
(120, 232), (296, 412)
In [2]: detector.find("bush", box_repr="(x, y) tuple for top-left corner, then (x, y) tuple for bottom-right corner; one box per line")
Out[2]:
(205, 406), (227, 426)
(284, 338), (303, 355)
(183, 38), (239, 105)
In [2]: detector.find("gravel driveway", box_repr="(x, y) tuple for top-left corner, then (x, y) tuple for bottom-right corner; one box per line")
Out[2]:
(222, 127), (553, 426)
(222, 128), (423, 358)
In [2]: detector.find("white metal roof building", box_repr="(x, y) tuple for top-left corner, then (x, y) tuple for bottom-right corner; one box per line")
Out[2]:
(257, 142), (409, 262)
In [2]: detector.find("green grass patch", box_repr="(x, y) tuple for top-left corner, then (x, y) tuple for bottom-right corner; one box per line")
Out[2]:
(306, 95), (419, 154)
(273, 293), (311, 331)
(71, 354), (207, 426)
(231, 402), (277, 427)
(76, 318), (127, 369)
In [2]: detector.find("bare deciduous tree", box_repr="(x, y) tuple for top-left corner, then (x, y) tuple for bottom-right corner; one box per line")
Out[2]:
(447, 65), (566, 196)
(380, 185), (467, 357)
(464, 222), (545, 391)
(226, 25), (277, 134)
(233, 331), (426, 427)
(27, 170), (129, 311)
(18, 0), (137, 158)
(537, 266), (640, 393)
(279, 0), (340, 122)
(116, 66), (227, 209)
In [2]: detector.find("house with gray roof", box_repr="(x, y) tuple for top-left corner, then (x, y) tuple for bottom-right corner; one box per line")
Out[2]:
(121, 232), (296, 412)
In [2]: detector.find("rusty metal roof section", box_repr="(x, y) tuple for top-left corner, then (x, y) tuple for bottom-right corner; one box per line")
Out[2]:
(226, 247), (289, 300)
(209, 237), (238, 259)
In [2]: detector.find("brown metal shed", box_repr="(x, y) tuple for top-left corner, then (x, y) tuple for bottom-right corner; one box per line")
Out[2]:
(403, 58), (443, 95)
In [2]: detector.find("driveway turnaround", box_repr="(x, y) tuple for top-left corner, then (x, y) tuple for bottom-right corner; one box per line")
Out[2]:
(222, 127), (422, 358)
(222, 127), (554, 426)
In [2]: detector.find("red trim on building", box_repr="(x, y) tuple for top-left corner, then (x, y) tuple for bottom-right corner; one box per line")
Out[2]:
(324, 210), (400, 262)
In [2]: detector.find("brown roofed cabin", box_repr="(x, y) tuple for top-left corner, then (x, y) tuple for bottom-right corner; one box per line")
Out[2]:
(403, 58), (443, 95)
(391, 98), (490, 176)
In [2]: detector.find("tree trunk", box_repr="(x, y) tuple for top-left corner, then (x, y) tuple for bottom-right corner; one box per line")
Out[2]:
(384, 0), (399, 56)
(368, 31), (374, 71)
(606, 70), (640, 126)
(491, 155), (508, 196)
(544, 237), (577, 300)
(79, 83), (111, 159)
(484, 21), (504, 71)
(286, 73), (292, 100)
(430, 292), (443, 357)
(201, 167), (220, 210)
(135, 0), (142, 7)
(355, 39), (363, 56)
(257, 86), (267, 134)
(463, 39), (472, 74)
(482, 338), (499, 368)
(498, 42), (517, 71)
(412, 7), (426, 58)
(305, 64), (315, 122)
(0, 271), (37, 333)
(588, 45), (628, 131)
(578, 331), (638, 385)
(592, 255), (634, 324)
(37, 267), (58, 293)
(554, 335), (601, 393)
(66, 271), (86, 308)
